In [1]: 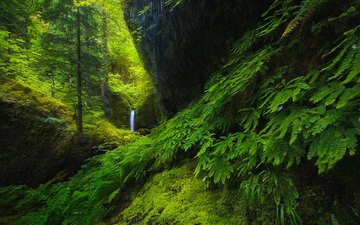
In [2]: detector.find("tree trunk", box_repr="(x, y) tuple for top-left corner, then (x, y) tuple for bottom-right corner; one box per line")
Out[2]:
(84, 6), (93, 108)
(101, 0), (111, 118)
(76, 5), (83, 134)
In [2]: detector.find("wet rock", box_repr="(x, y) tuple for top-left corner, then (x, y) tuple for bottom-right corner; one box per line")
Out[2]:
(124, 0), (271, 115)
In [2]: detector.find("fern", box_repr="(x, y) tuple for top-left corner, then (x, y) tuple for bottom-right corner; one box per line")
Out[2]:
(342, 48), (360, 84)
(310, 82), (344, 104)
(337, 83), (360, 109)
(4, 1), (360, 224)
(238, 108), (261, 132)
(310, 109), (337, 135)
(165, 0), (184, 11)
(230, 30), (257, 60)
(206, 156), (233, 184)
(323, 26), (360, 82)
(308, 127), (357, 173)
(257, 0), (299, 38)
(282, 0), (327, 38)
(241, 171), (302, 225)
(259, 76), (310, 114)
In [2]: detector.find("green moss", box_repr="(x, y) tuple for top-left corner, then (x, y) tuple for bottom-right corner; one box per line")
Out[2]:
(91, 119), (138, 147)
(112, 162), (248, 225)
(108, 90), (132, 128)
(0, 78), (75, 128)
(0, 78), (77, 186)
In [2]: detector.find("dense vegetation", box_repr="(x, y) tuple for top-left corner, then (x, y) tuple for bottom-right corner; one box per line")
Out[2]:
(1, 0), (360, 224)
(0, 0), (152, 133)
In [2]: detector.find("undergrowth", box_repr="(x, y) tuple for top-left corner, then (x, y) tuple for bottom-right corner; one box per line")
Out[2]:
(1, 0), (360, 224)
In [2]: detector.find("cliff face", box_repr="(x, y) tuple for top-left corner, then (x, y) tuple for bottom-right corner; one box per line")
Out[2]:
(124, 0), (272, 115)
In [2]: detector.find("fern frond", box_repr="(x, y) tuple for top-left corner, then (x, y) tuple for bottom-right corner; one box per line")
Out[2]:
(241, 171), (301, 225)
(311, 108), (343, 135)
(231, 30), (257, 58)
(310, 82), (344, 104)
(239, 108), (261, 132)
(337, 83), (360, 109)
(282, 0), (327, 38)
(308, 127), (357, 173)
(342, 49), (360, 84)
(257, 0), (299, 38)
(206, 156), (233, 184)
(14, 212), (47, 225)
(165, 0), (184, 11)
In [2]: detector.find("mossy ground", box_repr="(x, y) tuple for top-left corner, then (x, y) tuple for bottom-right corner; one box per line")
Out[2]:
(108, 162), (248, 225)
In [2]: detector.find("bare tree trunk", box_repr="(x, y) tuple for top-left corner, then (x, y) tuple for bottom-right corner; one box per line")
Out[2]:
(76, 5), (83, 135)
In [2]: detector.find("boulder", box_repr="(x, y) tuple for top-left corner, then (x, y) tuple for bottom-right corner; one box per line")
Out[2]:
(0, 79), (77, 186)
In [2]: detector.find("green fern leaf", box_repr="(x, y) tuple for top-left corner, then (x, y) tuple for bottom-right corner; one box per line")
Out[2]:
(329, 46), (356, 80)
(310, 82), (344, 104)
(282, 0), (327, 38)
(342, 49), (360, 84)
(308, 127), (357, 173)
(207, 157), (233, 184)
(194, 153), (211, 177)
(311, 109), (340, 135)
(337, 83), (360, 109)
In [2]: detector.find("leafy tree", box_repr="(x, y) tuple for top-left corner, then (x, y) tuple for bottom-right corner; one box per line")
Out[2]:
(39, 0), (104, 134)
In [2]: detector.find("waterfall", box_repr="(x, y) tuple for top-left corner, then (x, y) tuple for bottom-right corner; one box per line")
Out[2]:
(130, 110), (135, 132)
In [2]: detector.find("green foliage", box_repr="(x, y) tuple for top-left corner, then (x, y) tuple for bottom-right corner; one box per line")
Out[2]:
(2, 0), (360, 224)
(282, 0), (328, 38)
(0, 0), (153, 134)
(164, 0), (185, 11)
(115, 162), (248, 225)
(146, 1), (360, 222)
(241, 171), (301, 225)
(0, 136), (155, 225)
(90, 119), (138, 148)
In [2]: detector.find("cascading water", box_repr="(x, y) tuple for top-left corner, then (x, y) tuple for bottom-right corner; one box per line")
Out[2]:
(130, 110), (135, 131)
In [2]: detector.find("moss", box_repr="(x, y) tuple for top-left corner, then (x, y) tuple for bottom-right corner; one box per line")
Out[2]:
(108, 90), (132, 128)
(111, 162), (248, 225)
(0, 78), (75, 127)
(90, 119), (138, 148)
(0, 78), (77, 186)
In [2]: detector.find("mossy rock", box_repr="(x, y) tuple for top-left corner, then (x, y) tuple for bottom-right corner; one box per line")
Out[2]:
(108, 91), (131, 129)
(0, 78), (76, 186)
(111, 162), (248, 225)
(90, 119), (138, 148)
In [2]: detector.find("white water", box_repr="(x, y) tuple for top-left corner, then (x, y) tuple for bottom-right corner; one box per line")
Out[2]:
(130, 110), (135, 132)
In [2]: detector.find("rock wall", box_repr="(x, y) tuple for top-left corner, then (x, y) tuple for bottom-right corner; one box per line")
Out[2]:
(124, 0), (272, 115)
